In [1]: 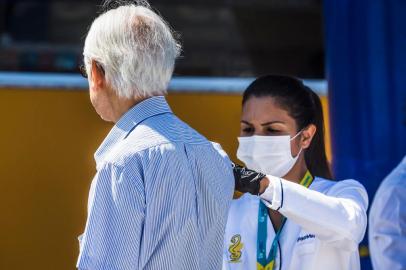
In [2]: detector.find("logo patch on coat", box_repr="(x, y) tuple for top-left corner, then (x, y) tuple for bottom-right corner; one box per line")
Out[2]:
(228, 234), (244, 263)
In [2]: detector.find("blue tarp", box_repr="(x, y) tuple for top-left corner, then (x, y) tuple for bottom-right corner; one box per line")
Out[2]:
(324, 0), (406, 268)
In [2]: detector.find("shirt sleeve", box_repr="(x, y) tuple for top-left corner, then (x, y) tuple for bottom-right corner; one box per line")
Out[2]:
(260, 176), (368, 251)
(369, 185), (406, 270)
(77, 159), (145, 270)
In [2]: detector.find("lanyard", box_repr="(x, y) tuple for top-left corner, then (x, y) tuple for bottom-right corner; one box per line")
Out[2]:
(256, 171), (313, 270)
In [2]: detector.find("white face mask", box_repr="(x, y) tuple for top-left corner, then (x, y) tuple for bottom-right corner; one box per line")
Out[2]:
(236, 132), (302, 177)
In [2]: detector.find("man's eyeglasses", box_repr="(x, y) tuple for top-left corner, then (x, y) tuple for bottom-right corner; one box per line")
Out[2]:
(78, 62), (105, 78)
(79, 64), (88, 78)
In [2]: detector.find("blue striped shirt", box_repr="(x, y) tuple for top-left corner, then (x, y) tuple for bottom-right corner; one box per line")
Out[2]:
(77, 96), (234, 270)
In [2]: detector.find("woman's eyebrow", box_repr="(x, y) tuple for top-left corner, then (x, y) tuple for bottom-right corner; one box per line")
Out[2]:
(260, 121), (285, 126)
(240, 120), (252, 125)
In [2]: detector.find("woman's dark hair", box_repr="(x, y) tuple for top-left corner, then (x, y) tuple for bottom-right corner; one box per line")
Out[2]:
(242, 74), (333, 180)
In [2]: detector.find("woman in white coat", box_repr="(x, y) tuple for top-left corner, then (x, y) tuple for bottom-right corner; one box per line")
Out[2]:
(225, 75), (368, 270)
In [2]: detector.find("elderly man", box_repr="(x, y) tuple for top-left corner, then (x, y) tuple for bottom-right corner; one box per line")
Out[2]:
(77, 2), (234, 269)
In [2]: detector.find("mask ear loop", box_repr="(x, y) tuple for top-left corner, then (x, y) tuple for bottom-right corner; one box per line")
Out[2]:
(290, 129), (303, 141)
(290, 129), (304, 158)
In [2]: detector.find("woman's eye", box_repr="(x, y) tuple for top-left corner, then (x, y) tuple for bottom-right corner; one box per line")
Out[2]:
(242, 127), (254, 133)
(266, 128), (280, 134)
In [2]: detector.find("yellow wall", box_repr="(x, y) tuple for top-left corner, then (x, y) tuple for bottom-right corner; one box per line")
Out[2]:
(0, 88), (330, 269)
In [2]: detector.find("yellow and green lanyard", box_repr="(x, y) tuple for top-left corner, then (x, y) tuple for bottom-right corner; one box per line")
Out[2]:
(256, 171), (313, 270)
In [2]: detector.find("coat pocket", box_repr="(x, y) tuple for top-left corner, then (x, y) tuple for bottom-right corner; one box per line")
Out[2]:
(296, 241), (316, 256)
(295, 233), (317, 255)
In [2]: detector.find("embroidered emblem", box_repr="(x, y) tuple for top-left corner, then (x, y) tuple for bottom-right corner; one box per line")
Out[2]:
(297, 234), (316, 242)
(228, 234), (244, 263)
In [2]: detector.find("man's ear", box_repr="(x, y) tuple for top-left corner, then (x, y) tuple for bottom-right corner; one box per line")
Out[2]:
(90, 61), (105, 91)
(300, 124), (317, 150)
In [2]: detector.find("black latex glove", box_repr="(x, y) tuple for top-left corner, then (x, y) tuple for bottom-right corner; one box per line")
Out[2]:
(232, 163), (266, 195)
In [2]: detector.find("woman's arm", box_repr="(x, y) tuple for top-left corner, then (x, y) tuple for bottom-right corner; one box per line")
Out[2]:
(232, 164), (368, 250)
(261, 176), (368, 250)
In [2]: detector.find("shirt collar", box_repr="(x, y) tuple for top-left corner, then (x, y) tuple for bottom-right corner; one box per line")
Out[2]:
(94, 96), (172, 168)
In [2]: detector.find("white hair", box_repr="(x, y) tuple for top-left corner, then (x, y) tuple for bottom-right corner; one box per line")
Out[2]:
(83, 3), (181, 98)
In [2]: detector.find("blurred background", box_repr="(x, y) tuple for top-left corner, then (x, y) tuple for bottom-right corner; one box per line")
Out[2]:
(0, 0), (325, 76)
(0, 0), (405, 269)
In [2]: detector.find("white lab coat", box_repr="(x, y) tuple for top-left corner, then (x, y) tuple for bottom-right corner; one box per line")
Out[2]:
(223, 176), (368, 270)
(369, 155), (406, 270)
